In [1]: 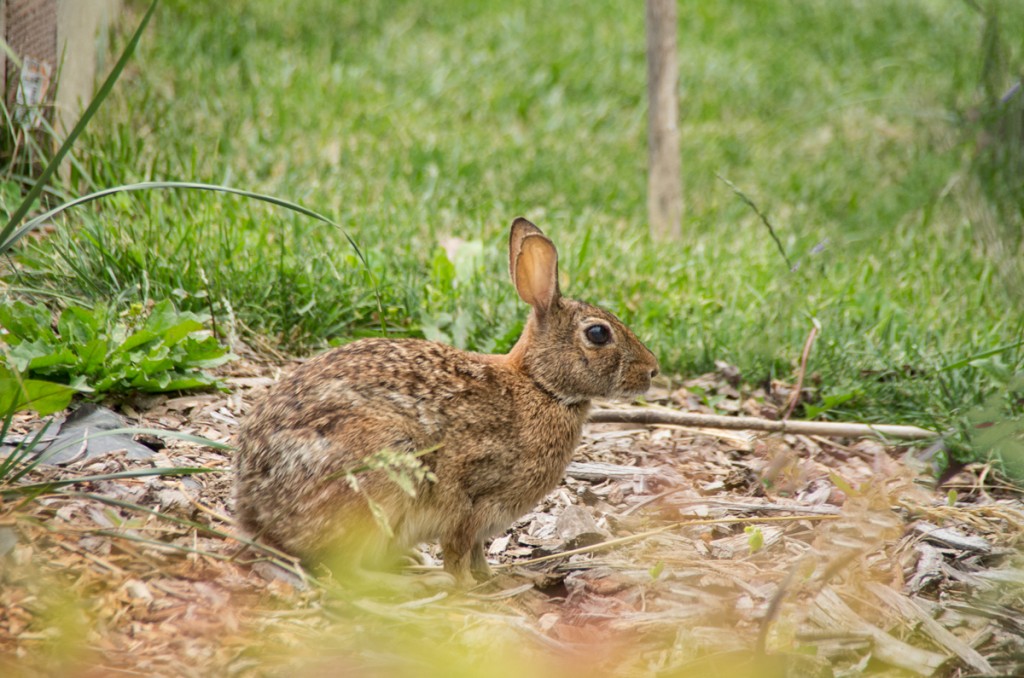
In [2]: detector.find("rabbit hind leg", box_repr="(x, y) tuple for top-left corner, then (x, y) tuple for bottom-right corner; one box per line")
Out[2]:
(441, 520), (498, 585)
(469, 541), (494, 581)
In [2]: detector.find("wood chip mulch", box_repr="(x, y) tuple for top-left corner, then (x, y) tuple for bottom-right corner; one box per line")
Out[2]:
(1, 359), (1022, 677)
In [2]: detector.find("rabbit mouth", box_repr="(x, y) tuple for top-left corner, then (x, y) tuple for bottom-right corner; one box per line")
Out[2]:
(614, 382), (652, 398)
(613, 366), (656, 398)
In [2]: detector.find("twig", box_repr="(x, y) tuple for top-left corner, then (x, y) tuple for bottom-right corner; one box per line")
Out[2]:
(588, 408), (935, 440)
(811, 588), (946, 675)
(53, 536), (126, 575)
(173, 479), (235, 525)
(867, 582), (994, 674)
(503, 513), (839, 568)
(623, 490), (842, 517)
(619, 487), (678, 516)
(784, 320), (820, 420)
(672, 498), (840, 516)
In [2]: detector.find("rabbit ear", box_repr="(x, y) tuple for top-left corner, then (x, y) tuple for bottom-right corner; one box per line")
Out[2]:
(509, 218), (560, 314)
(509, 217), (545, 280)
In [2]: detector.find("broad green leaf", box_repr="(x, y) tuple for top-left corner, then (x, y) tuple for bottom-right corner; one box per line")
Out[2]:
(179, 335), (232, 366)
(451, 311), (471, 350)
(66, 375), (92, 393)
(805, 390), (861, 419)
(6, 340), (74, 372)
(27, 347), (79, 372)
(131, 370), (171, 391)
(0, 301), (51, 344)
(76, 338), (109, 373)
(143, 300), (179, 334)
(159, 319), (205, 346)
(160, 375), (216, 391)
(139, 345), (174, 376)
(131, 371), (213, 392)
(420, 321), (450, 344)
(0, 377), (76, 415)
(57, 306), (99, 345)
(91, 373), (121, 392)
(118, 328), (160, 354)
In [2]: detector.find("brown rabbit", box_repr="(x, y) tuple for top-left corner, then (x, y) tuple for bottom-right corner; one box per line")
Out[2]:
(234, 218), (658, 585)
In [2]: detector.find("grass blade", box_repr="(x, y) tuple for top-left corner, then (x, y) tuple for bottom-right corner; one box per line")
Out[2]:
(940, 339), (1024, 372)
(64, 491), (307, 577)
(716, 173), (795, 272)
(5, 181), (388, 336)
(1, 417), (58, 485)
(3, 466), (218, 499)
(35, 426), (233, 461)
(0, 411), (51, 480)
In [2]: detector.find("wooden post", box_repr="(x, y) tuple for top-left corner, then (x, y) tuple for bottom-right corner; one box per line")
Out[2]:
(54, 0), (122, 135)
(645, 0), (682, 241)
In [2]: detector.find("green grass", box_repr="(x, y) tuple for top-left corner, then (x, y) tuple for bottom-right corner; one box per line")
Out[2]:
(6, 0), (1024, 464)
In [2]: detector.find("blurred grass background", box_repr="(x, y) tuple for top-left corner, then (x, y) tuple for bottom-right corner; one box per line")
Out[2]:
(6, 0), (1024, 463)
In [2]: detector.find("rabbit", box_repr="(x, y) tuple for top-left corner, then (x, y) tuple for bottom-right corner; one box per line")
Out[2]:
(233, 218), (659, 585)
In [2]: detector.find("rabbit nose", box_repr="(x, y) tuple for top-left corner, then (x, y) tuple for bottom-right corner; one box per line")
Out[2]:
(650, 366), (659, 379)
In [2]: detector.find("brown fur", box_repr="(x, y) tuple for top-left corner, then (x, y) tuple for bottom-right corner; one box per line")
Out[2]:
(234, 218), (658, 584)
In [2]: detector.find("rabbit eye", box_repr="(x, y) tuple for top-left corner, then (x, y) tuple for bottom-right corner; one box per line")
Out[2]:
(585, 324), (612, 345)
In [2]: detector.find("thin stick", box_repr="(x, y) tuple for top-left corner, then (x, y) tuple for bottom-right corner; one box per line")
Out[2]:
(784, 320), (820, 420)
(502, 514), (839, 568)
(173, 479), (236, 525)
(589, 408), (935, 441)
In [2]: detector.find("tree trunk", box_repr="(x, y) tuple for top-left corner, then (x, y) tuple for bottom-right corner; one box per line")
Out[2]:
(646, 0), (682, 241)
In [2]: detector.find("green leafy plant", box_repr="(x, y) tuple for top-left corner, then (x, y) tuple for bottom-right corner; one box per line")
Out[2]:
(966, 371), (1024, 477)
(0, 299), (234, 399)
(804, 390), (863, 420)
(421, 241), (486, 349)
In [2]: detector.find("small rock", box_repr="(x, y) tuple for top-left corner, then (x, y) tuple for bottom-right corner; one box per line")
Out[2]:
(122, 579), (154, 604)
(487, 534), (511, 556)
(715, 361), (742, 387)
(555, 506), (609, 548)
